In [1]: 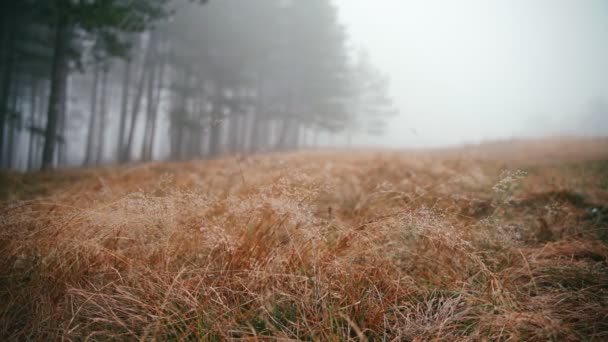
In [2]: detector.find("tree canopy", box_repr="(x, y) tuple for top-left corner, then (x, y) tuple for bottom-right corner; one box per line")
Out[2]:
(0, 0), (397, 170)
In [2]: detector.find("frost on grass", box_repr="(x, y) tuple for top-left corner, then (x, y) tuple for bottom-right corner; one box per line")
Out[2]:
(1, 141), (608, 340)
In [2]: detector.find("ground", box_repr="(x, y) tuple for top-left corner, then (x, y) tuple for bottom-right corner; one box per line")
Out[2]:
(1, 138), (608, 340)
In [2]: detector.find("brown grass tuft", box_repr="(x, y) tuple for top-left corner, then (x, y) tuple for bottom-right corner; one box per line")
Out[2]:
(2, 139), (608, 340)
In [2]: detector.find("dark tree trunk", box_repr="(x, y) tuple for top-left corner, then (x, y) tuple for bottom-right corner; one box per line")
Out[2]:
(41, 18), (69, 170)
(84, 66), (100, 166)
(193, 94), (204, 158)
(6, 82), (19, 169)
(32, 86), (48, 170)
(96, 65), (109, 165)
(117, 57), (131, 160)
(146, 56), (166, 161)
(141, 49), (165, 162)
(168, 67), (185, 160)
(124, 36), (154, 162)
(27, 81), (38, 171)
(141, 65), (156, 161)
(123, 68), (146, 162)
(145, 106), (158, 161)
(0, 17), (16, 167)
(57, 71), (69, 167)
(141, 59), (156, 161)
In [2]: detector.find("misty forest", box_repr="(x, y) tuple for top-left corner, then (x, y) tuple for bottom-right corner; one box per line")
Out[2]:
(0, 0), (395, 171)
(2, 1), (608, 341)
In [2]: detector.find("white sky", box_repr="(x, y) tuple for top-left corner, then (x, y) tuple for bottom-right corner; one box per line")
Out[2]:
(334, 0), (608, 146)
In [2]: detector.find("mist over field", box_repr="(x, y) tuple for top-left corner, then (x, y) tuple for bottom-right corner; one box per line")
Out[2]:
(337, 0), (608, 146)
(1, 1), (608, 341)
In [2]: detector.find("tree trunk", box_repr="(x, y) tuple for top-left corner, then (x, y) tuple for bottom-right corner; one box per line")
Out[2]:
(199, 129), (207, 158)
(146, 56), (166, 161)
(33, 86), (48, 170)
(6, 82), (19, 169)
(176, 123), (185, 160)
(57, 70), (70, 167)
(124, 35), (154, 162)
(41, 18), (69, 170)
(141, 59), (156, 161)
(96, 65), (109, 165)
(83, 65), (100, 166)
(237, 114), (247, 153)
(228, 114), (240, 154)
(117, 57), (131, 161)
(247, 76), (262, 154)
(248, 110), (260, 153)
(193, 93), (204, 158)
(188, 129), (196, 160)
(208, 86), (225, 158)
(0, 17), (16, 167)
(256, 120), (270, 153)
(123, 67), (146, 162)
(290, 121), (301, 150)
(27, 81), (38, 171)
(208, 110), (222, 157)
(275, 117), (293, 150)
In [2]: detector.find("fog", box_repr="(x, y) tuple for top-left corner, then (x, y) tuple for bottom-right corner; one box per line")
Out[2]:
(2, 0), (608, 171)
(336, 0), (608, 146)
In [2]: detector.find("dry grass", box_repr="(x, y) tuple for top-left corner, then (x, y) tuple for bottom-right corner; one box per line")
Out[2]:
(1, 138), (608, 341)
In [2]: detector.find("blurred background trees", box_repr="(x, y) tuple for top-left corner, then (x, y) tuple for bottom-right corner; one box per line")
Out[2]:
(0, 0), (396, 171)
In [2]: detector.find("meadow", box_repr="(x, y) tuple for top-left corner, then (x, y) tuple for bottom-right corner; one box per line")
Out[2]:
(1, 138), (608, 340)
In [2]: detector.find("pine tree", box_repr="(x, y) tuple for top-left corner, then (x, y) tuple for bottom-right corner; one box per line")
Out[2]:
(40, 0), (169, 170)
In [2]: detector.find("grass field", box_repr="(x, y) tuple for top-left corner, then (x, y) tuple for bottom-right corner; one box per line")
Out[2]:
(1, 138), (608, 340)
